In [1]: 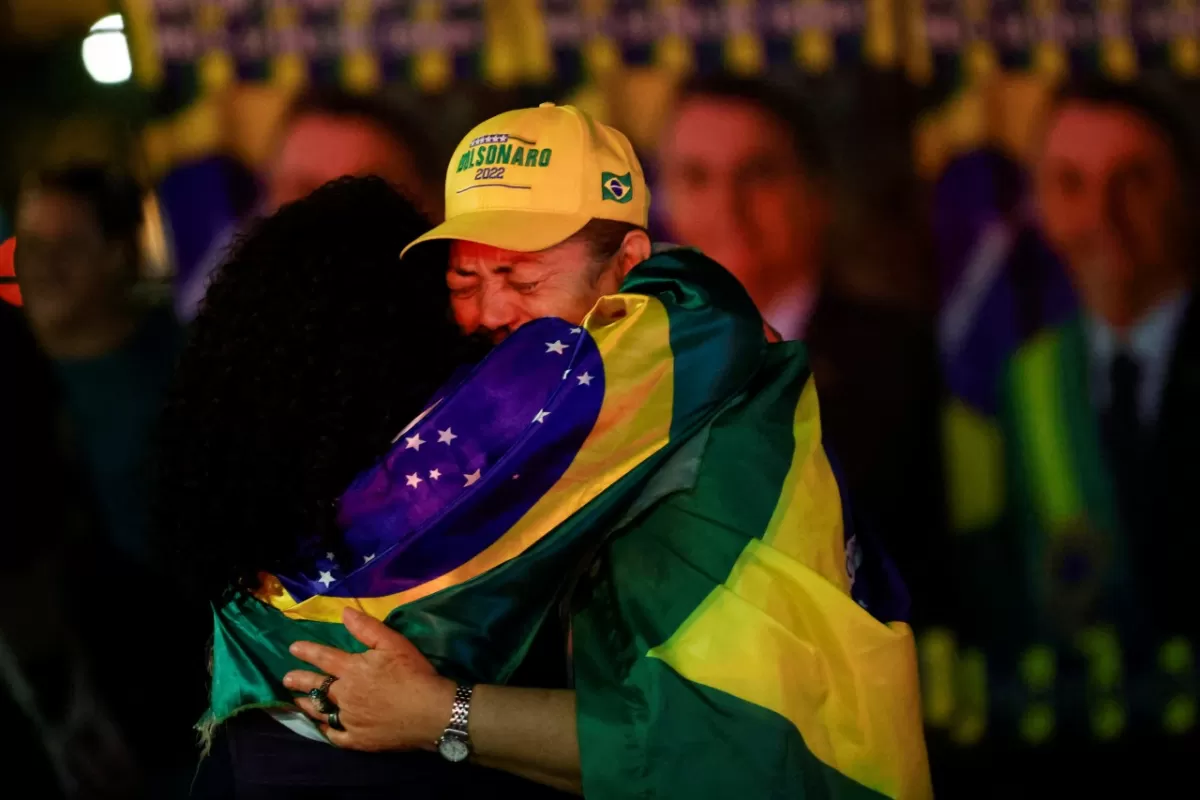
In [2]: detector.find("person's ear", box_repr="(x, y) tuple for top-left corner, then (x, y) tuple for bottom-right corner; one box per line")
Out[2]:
(616, 229), (651, 277)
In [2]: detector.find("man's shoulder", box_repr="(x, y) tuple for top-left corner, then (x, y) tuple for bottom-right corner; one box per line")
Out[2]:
(639, 244), (708, 271)
(627, 348), (817, 508)
(649, 242), (690, 256)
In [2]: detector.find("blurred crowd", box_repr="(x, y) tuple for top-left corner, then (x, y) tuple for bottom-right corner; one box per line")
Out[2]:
(2, 66), (1197, 797)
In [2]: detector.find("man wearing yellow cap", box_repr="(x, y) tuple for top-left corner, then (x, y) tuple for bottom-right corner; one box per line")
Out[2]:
(401, 102), (654, 343)
(280, 104), (931, 799)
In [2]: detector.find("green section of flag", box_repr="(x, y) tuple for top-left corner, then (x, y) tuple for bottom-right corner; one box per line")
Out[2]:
(573, 344), (832, 798)
(601, 171), (633, 203)
(209, 596), (360, 717)
(580, 657), (889, 800)
(573, 341), (927, 798)
(621, 248), (764, 442)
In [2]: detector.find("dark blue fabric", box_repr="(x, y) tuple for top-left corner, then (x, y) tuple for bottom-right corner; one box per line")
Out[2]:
(277, 318), (604, 602)
(932, 149), (1078, 415)
(53, 307), (182, 563)
(825, 447), (911, 625)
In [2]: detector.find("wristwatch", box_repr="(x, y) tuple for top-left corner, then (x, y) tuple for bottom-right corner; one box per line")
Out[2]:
(435, 684), (474, 763)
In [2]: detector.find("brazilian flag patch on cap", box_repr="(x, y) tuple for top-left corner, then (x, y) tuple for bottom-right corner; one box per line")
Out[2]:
(601, 172), (633, 203)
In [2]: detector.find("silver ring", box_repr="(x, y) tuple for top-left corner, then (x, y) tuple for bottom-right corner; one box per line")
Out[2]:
(308, 676), (337, 714)
(328, 709), (345, 731)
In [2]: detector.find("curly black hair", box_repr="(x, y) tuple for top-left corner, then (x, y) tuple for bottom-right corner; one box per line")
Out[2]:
(154, 177), (485, 601)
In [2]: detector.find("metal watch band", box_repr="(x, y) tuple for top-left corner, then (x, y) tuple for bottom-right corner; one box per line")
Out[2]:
(447, 683), (473, 736)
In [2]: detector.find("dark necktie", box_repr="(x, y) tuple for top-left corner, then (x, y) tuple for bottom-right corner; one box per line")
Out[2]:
(1108, 351), (1141, 450)
(1105, 351), (1142, 525)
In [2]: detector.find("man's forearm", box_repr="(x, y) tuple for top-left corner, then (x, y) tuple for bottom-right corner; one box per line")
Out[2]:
(465, 685), (582, 794)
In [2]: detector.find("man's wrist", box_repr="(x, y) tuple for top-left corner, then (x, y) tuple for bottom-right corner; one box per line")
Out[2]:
(420, 676), (458, 751)
(435, 683), (475, 763)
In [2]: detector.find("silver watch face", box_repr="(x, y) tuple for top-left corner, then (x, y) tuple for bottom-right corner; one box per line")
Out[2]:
(437, 732), (470, 763)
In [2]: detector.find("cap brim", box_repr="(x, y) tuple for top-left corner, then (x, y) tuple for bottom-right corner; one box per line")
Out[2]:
(400, 210), (590, 259)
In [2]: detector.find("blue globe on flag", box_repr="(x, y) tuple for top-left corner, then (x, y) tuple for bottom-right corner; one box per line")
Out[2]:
(601, 172), (633, 204)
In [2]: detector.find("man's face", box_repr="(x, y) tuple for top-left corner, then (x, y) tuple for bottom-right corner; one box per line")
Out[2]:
(659, 96), (827, 303)
(15, 188), (126, 334)
(448, 239), (621, 343)
(1035, 101), (1189, 328)
(266, 113), (434, 214)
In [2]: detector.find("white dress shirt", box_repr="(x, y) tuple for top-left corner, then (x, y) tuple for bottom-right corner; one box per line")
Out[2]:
(1087, 292), (1191, 427)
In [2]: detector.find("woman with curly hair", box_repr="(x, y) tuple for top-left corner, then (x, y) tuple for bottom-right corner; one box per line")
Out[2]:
(156, 176), (568, 798)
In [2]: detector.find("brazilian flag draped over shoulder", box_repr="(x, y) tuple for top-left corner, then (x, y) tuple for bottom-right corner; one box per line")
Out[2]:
(208, 248), (930, 799)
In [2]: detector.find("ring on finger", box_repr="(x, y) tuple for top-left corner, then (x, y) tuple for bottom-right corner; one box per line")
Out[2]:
(308, 675), (338, 714)
(328, 709), (345, 731)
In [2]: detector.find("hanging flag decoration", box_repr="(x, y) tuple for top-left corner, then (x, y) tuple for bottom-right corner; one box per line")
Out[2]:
(126, 0), (1200, 103)
(126, 0), (880, 103)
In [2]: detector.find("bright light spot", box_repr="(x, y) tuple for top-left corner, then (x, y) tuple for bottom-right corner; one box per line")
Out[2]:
(82, 14), (132, 85)
(90, 14), (125, 33)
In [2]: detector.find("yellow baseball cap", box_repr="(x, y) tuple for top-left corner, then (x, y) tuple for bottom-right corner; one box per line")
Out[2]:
(400, 102), (649, 258)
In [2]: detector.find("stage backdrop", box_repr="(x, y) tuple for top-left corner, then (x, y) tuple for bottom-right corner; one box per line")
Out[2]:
(120, 0), (1200, 764)
(123, 2), (1200, 98)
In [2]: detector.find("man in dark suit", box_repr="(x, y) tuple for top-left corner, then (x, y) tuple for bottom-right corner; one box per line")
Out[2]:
(657, 76), (947, 632)
(947, 77), (1199, 795)
(0, 299), (144, 798)
(1028, 79), (1200, 642)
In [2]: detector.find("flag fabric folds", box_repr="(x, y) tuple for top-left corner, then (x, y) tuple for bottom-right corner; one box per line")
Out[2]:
(205, 247), (929, 798)
(573, 340), (931, 799)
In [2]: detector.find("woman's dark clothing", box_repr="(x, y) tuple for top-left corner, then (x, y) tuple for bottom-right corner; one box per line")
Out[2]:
(194, 615), (573, 799)
(201, 710), (573, 799)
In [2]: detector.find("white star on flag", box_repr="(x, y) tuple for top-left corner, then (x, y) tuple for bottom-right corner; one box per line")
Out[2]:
(405, 433), (425, 451)
(569, 327), (582, 334)
(363, 553), (375, 564)
(464, 468), (482, 487)
(533, 409), (550, 423)
(438, 427), (457, 445)
(429, 468), (441, 480)
(325, 552), (335, 561)
(545, 340), (569, 354)
(577, 371), (593, 386)
(406, 472), (423, 488)
(318, 570), (334, 587)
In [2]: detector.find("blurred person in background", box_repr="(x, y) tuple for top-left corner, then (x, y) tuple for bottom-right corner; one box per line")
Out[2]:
(658, 75), (829, 340)
(13, 165), (199, 796)
(176, 88), (445, 323)
(659, 75), (947, 629)
(264, 89), (444, 215)
(0, 297), (142, 798)
(14, 166), (181, 567)
(1, 236), (18, 305)
(948, 77), (1199, 794)
(0, 299), (65, 798)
